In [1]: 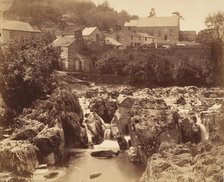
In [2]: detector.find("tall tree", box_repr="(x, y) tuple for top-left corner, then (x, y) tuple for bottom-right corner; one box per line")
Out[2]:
(205, 11), (224, 41)
(203, 11), (224, 85)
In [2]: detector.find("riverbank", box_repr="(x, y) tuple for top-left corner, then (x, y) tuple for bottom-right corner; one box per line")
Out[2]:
(0, 74), (224, 181)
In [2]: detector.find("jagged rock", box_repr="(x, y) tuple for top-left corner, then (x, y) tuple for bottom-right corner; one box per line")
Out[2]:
(85, 112), (104, 145)
(112, 97), (136, 135)
(11, 119), (45, 141)
(128, 146), (140, 162)
(116, 136), (128, 150)
(140, 142), (224, 182)
(89, 97), (118, 123)
(201, 112), (224, 144)
(17, 88), (88, 149)
(120, 87), (135, 96)
(128, 98), (175, 164)
(86, 89), (99, 98)
(0, 139), (38, 175)
(34, 124), (64, 165)
(0, 172), (32, 182)
(176, 96), (186, 105)
(108, 90), (119, 99)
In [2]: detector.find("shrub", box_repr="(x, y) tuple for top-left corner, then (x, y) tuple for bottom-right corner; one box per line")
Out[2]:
(0, 35), (60, 113)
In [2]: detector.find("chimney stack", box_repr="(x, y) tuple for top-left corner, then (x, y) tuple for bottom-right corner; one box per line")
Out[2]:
(74, 30), (83, 40)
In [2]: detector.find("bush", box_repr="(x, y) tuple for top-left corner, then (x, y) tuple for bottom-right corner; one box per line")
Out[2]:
(0, 35), (61, 113)
(96, 48), (214, 87)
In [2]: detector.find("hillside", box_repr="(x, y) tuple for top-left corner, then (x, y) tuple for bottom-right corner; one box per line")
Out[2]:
(3, 0), (136, 31)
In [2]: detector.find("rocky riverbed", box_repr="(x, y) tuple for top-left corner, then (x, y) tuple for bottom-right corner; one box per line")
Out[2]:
(0, 75), (224, 181)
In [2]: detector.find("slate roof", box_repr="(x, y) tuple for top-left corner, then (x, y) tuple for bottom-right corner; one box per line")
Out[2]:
(52, 35), (75, 47)
(1, 20), (41, 32)
(125, 16), (179, 27)
(55, 25), (83, 36)
(82, 27), (97, 36)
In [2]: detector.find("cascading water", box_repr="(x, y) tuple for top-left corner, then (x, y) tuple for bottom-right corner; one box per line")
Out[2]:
(104, 128), (112, 140)
(196, 115), (209, 141)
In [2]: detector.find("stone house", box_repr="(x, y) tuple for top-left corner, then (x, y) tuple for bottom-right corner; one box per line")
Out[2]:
(124, 16), (180, 42)
(0, 20), (41, 43)
(112, 30), (154, 47)
(52, 32), (91, 72)
(82, 27), (104, 43)
(105, 37), (124, 49)
(179, 31), (197, 42)
(55, 24), (83, 37)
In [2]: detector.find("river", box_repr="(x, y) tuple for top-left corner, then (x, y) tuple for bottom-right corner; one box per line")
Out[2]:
(33, 140), (145, 182)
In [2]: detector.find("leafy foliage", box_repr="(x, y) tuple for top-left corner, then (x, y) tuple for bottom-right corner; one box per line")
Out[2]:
(198, 11), (224, 85)
(4, 0), (136, 31)
(96, 48), (214, 87)
(0, 35), (61, 113)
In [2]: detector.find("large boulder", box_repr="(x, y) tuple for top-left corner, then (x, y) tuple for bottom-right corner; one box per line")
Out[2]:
(0, 139), (38, 175)
(89, 97), (118, 123)
(11, 119), (45, 141)
(14, 88), (88, 149)
(85, 112), (105, 145)
(34, 124), (64, 165)
(201, 111), (224, 145)
(129, 98), (176, 164)
(140, 142), (224, 182)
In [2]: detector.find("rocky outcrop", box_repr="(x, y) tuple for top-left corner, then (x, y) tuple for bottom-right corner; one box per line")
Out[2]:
(13, 88), (88, 150)
(85, 112), (105, 145)
(129, 98), (175, 164)
(11, 119), (45, 141)
(130, 87), (224, 182)
(140, 142), (224, 182)
(0, 139), (38, 175)
(34, 124), (64, 165)
(89, 96), (118, 123)
(0, 87), (88, 180)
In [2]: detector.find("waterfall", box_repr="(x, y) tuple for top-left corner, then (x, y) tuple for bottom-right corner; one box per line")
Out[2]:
(84, 124), (93, 144)
(196, 115), (209, 141)
(104, 128), (112, 140)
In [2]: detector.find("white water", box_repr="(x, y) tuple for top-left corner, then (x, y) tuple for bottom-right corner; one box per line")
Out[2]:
(104, 128), (112, 140)
(196, 115), (209, 141)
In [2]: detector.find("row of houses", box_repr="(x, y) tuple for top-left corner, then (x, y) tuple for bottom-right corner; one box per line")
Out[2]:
(0, 15), (198, 73)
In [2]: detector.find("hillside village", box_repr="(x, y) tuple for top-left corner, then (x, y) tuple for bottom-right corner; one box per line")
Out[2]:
(0, 10), (203, 73)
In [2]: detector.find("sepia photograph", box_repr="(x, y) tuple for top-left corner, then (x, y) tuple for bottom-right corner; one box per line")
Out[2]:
(0, 0), (224, 181)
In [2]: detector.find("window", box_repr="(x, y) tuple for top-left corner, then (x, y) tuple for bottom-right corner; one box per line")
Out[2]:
(96, 34), (99, 41)
(145, 37), (147, 41)
(131, 35), (133, 40)
(164, 35), (168, 40)
(128, 27), (131, 30)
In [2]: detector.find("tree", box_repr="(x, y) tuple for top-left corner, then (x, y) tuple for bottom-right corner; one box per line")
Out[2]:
(204, 11), (224, 85)
(205, 11), (224, 41)
(0, 35), (61, 113)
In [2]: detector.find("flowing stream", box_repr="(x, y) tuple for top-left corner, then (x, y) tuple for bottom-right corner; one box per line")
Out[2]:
(33, 140), (145, 182)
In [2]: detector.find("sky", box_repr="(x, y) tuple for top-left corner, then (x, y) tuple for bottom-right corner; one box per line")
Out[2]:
(91, 0), (224, 32)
